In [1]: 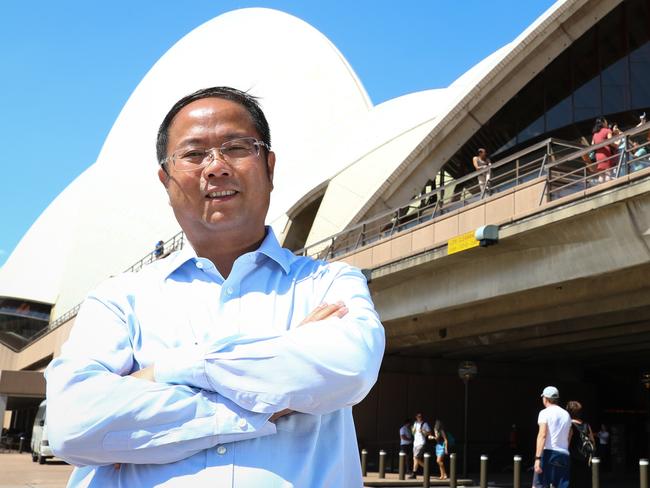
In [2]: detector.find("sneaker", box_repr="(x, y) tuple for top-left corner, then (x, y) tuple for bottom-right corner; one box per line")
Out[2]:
(407, 473), (417, 479)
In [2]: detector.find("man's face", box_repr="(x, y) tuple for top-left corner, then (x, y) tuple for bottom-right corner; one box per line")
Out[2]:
(159, 97), (275, 243)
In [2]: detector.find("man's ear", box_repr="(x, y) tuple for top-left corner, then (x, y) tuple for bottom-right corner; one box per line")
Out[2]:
(158, 166), (170, 189)
(266, 151), (276, 190)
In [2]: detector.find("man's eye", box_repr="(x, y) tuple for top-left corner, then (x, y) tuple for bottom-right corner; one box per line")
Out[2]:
(180, 150), (207, 162)
(222, 143), (253, 158)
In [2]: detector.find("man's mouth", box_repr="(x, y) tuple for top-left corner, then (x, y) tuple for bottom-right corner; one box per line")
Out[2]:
(206, 190), (238, 198)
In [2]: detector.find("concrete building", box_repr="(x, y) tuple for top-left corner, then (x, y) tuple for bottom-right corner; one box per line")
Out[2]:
(2, 0), (650, 472)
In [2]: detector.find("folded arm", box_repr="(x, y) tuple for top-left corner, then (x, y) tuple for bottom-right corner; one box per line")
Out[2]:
(155, 264), (385, 415)
(45, 294), (275, 467)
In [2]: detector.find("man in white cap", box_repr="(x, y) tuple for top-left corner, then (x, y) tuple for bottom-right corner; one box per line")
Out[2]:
(533, 386), (571, 488)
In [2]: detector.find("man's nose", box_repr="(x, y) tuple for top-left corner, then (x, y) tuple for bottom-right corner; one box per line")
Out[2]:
(203, 149), (231, 176)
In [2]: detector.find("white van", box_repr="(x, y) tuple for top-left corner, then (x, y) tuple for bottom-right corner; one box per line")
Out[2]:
(30, 400), (53, 464)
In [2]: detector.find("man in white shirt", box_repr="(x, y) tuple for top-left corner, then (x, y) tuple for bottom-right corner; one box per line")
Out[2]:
(533, 386), (571, 488)
(45, 87), (385, 487)
(409, 412), (432, 479)
(399, 418), (414, 472)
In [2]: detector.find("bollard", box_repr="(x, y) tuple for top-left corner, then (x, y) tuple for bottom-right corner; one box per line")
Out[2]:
(423, 453), (431, 488)
(479, 455), (488, 488)
(449, 453), (457, 488)
(513, 455), (521, 488)
(641, 459), (649, 488)
(398, 451), (406, 480)
(378, 450), (386, 479)
(591, 457), (600, 488)
(361, 449), (367, 477)
(18, 436), (25, 454)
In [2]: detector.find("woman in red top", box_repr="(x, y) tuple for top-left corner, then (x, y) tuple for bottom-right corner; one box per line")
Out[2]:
(591, 117), (614, 175)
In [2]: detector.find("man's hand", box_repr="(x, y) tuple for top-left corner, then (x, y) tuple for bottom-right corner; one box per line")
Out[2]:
(269, 409), (292, 422)
(534, 458), (542, 474)
(130, 366), (155, 381)
(299, 301), (348, 326)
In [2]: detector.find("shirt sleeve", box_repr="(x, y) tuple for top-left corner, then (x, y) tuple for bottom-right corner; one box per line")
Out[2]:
(155, 264), (385, 415)
(45, 292), (275, 467)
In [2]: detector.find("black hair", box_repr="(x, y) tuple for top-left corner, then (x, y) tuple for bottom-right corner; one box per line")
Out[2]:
(156, 87), (271, 171)
(592, 117), (607, 134)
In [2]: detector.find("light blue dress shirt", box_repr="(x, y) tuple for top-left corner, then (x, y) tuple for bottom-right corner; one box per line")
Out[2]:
(45, 229), (385, 487)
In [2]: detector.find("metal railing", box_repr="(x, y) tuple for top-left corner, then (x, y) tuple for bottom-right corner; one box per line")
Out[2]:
(18, 124), (650, 350)
(542, 122), (650, 202)
(295, 138), (583, 260)
(20, 231), (187, 348)
(297, 123), (650, 262)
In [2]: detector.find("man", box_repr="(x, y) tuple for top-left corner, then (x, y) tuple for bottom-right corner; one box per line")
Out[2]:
(472, 148), (492, 195)
(45, 87), (385, 487)
(399, 418), (413, 472)
(409, 412), (432, 478)
(533, 386), (571, 488)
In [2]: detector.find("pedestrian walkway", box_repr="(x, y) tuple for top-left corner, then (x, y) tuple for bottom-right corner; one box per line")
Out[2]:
(363, 472), (473, 486)
(0, 452), (72, 488)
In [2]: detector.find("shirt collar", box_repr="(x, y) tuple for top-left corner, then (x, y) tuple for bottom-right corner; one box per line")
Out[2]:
(159, 227), (292, 279)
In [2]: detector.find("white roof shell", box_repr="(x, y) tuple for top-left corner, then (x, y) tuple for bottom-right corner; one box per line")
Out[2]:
(0, 0), (616, 319)
(0, 7), (373, 316)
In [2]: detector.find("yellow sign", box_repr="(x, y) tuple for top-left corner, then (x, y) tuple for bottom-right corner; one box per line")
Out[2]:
(447, 231), (479, 255)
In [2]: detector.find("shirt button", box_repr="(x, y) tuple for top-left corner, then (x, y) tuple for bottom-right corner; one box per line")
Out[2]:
(238, 418), (247, 429)
(216, 445), (227, 455)
(196, 262), (204, 269)
(227, 287), (234, 295)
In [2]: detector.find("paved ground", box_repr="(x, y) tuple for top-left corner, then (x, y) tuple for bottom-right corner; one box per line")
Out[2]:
(0, 452), (72, 488)
(1, 451), (641, 488)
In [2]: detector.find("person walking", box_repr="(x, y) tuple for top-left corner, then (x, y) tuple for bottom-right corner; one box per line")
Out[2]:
(409, 413), (432, 479)
(472, 148), (492, 195)
(433, 419), (449, 480)
(533, 386), (571, 488)
(566, 401), (595, 488)
(597, 424), (610, 470)
(399, 418), (413, 473)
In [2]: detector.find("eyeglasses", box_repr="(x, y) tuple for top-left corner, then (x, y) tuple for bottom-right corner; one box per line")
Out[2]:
(164, 137), (270, 172)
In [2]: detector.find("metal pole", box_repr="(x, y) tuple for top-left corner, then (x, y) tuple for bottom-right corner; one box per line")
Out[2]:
(423, 453), (431, 488)
(479, 455), (488, 488)
(592, 457), (600, 488)
(641, 459), (649, 488)
(449, 453), (457, 488)
(360, 449), (367, 477)
(463, 379), (469, 477)
(513, 455), (521, 488)
(378, 450), (386, 479)
(398, 451), (406, 480)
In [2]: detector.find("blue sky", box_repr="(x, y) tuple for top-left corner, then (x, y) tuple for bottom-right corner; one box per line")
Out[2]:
(0, 0), (553, 267)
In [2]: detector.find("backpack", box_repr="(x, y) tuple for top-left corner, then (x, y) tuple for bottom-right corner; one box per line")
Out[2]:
(574, 423), (595, 460)
(446, 431), (456, 451)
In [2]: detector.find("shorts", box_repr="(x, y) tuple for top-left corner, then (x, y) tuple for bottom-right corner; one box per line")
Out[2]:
(435, 443), (445, 457)
(413, 444), (426, 459)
